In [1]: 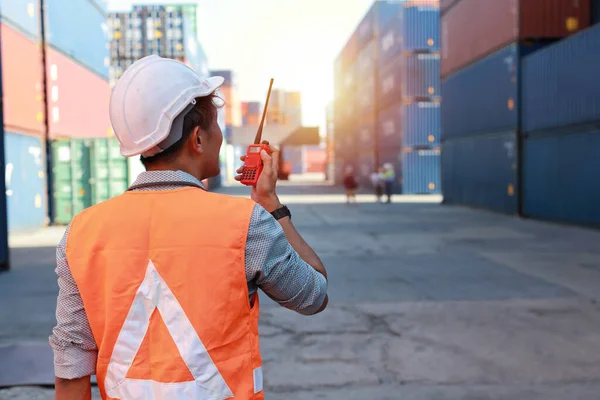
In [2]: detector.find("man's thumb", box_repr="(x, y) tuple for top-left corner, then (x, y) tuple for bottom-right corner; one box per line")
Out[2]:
(260, 150), (272, 170)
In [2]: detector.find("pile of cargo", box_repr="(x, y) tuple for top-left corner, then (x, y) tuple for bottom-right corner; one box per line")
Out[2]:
(1, 0), (111, 231)
(440, 0), (597, 227)
(332, 0), (441, 194)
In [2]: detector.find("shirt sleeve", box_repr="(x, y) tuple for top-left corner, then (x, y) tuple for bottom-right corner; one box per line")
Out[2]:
(245, 205), (327, 315)
(49, 224), (98, 379)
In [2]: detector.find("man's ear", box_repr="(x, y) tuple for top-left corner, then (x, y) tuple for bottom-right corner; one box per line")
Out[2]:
(190, 126), (202, 154)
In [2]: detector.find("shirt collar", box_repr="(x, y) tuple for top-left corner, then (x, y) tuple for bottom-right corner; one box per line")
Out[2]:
(128, 170), (205, 191)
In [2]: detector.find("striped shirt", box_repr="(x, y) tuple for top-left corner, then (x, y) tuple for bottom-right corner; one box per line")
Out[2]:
(49, 170), (327, 379)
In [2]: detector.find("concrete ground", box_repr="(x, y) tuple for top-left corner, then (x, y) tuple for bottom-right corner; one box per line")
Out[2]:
(1, 183), (600, 399)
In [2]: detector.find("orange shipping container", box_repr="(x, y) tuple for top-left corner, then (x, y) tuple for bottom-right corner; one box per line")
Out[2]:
(1, 23), (45, 135)
(441, 0), (590, 77)
(46, 48), (111, 139)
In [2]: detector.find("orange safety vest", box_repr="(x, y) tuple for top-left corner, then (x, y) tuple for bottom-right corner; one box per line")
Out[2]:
(66, 187), (263, 400)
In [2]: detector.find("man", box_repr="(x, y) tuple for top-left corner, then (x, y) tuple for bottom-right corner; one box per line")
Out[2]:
(49, 55), (328, 400)
(382, 163), (396, 203)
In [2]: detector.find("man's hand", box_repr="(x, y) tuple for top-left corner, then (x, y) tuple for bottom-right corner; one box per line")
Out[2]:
(235, 141), (283, 212)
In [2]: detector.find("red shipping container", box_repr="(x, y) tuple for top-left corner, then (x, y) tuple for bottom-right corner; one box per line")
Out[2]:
(1, 24), (45, 135)
(46, 48), (111, 139)
(441, 0), (590, 77)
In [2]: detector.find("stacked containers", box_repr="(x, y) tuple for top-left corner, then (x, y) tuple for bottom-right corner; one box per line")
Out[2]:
(45, 0), (121, 223)
(1, 3), (47, 232)
(399, 0), (441, 194)
(441, 0), (590, 214)
(522, 23), (600, 227)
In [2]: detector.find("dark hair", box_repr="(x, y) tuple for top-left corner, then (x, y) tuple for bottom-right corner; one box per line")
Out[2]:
(140, 92), (223, 168)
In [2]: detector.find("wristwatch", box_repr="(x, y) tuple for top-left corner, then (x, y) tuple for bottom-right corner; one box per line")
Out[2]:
(270, 205), (291, 220)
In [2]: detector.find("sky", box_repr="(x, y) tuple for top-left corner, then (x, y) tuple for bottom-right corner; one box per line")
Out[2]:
(109, 0), (375, 133)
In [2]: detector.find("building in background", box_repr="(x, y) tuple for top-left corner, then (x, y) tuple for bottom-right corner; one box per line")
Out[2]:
(333, 0), (440, 193)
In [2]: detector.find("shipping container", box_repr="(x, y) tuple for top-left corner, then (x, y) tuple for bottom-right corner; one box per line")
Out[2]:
(400, 0), (440, 52)
(47, 47), (111, 139)
(246, 102), (262, 115)
(305, 146), (326, 173)
(357, 74), (376, 118)
(378, 147), (402, 194)
(440, 0), (459, 14)
(442, 131), (518, 214)
(357, 152), (376, 186)
(52, 139), (93, 225)
(90, 138), (128, 204)
(403, 101), (441, 146)
(441, 0), (590, 77)
(403, 146), (441, 194)
(523, 23), (600, 132)
(5, 132), (47, 231)
(441, 43), (518, 140)
(0, 0), (39, 39)
(523, 127), (600, 227)
(378, 55), (402, 110)
(357, 117), (376, 149)
(377, 102), (402, 149)
(357, 40), (376, 80)
(1, 24), (45, 135)
(593, 0), (600, 24)
(378, 12), (402, 67)
(46, 0), (110, 78)
(336, 31), (358, 71)
(342, 62), (358, 98)
(282, 146), (303, 174)
(356, 1), (404, 51)
(402, 52), (440, 98)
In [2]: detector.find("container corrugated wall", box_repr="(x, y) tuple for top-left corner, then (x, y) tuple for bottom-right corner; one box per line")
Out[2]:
(5, 132), (47, 231)
(441, 44), (518, 140)
(403, 147), (441, 194)
(441, 0), (590, 77)
(357, 118), (376, 149)
(378, 12), (402, 67)
(47, 47), (111, 139)
(402, 52), (440, 98)
(377, 103), (402, 150)
(356, 1), (404, 51)
(442, 131), (518, 214)
(523, 128), (600, 227)
(46, 0), (110, 78)
(90, 139), (128, 204)
(400, 0), (440, 52)
(378, 55), (402, 110)
(52, 140), (93, 225)
(0, 0), (39, 39)
(1, 23), (45, 135)
(403, 101), (441, 146)
(523, 23), (600, 132)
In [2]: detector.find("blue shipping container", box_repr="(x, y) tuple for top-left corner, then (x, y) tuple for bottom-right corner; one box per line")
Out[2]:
(403, 147), (441, 194)
(356, 0), (404, 51)
(523, 127), (600, 227)
(4, 132), (47, 231)
(378, 55), (402, 110)
(0, 0), (39, 39)
(403, 101), (441, 146)
(378, 12), (402, 67)
(441, 131), (518, 214)
(377, 103), (402, 150)
(523, 23), (600, 132)
(378, 147), (402, 194)
(357, 75), (376, 118)
(400, 1), (440, 52)
(441, 43), (518, 140)
(46, 0), (109, 78)
(402, 53), (441, 98)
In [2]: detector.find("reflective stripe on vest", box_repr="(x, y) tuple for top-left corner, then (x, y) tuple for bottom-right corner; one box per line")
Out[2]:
(66, 188), (264, 400)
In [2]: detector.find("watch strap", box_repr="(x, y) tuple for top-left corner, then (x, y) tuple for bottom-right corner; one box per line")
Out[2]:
(270, 205), (291, 220)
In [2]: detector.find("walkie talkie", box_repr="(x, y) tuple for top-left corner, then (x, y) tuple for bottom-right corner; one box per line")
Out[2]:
(240, 78), (274, 186)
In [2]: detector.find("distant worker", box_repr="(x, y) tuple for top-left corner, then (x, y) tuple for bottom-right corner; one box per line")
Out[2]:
(370, 167), (384, 203)
(382, 163), (396, 204)
(343, 165), (358, 205)
(49, 55), (328, 400)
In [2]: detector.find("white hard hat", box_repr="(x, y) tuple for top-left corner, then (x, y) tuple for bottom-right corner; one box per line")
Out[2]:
(109, 55), (224, 157)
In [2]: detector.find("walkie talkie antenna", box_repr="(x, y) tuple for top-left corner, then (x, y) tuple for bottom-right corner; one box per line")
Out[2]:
(254, 78), (274, 145)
